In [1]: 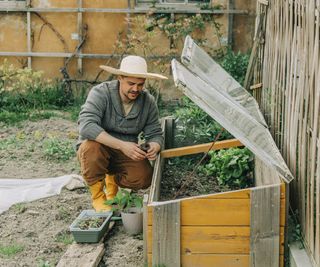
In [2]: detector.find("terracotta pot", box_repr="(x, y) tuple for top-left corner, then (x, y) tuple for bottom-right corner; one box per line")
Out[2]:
(121, 207), (143, 235)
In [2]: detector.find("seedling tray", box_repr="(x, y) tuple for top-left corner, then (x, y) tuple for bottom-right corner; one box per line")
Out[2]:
(70, 210), (113, 243)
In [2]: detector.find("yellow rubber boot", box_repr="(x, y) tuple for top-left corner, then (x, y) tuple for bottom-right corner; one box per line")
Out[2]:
(88, 180), (111, 212)
(105, 174), (118, 201)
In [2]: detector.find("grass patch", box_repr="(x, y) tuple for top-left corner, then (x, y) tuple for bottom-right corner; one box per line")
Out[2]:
(12, 203), (27, 214)
(54, 231), (74, 245)
(0, 244), (24, 258)
(37, 259), (53, 267)
(43, 138), (75, 161)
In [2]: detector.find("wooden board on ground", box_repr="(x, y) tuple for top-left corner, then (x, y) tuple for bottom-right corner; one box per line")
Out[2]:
(56, 221), (115, 267)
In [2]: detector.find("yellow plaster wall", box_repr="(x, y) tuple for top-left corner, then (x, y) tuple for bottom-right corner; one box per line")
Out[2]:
(0, 0), (254, 100)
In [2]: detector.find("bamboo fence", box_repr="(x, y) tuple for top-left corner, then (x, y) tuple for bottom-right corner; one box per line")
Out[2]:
(252, 0), (320, 266)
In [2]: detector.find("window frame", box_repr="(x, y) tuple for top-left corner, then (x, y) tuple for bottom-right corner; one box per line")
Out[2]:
(0, 0), (26, 8)
(135, 0), (211, 6)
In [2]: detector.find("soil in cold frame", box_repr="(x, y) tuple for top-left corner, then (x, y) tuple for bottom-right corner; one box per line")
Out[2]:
(159, 154), (251, 201)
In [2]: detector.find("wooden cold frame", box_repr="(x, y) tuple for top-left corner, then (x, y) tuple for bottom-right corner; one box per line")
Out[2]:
(143, 117), (287, 267)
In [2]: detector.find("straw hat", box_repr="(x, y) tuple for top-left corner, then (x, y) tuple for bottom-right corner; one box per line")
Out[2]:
(100, 55), (168, 80)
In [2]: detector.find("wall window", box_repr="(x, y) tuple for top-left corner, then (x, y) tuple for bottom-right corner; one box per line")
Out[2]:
(0, 0), (26, 8)
(136, 0), (211, 5)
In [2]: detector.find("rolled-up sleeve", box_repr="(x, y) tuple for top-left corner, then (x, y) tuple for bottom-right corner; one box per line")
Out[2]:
(78, 85), (106, 140)
(143, 97), (164, 150)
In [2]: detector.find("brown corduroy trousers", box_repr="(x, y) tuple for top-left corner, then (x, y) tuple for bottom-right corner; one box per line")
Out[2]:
(77, 140), (153, 190)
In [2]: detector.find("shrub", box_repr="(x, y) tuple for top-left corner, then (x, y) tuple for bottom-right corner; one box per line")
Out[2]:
(219, 49), (250, 86)
(0, 60), (73, 113)
(199, 147), (254, 189)
(174, 97), (233, 146)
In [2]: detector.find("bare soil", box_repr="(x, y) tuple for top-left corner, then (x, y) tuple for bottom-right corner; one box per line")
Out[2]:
(0, 117), (144, 267)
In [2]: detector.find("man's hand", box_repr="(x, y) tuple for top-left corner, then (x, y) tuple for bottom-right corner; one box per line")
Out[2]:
(146, 142), (161, 160)
(120, 141), (147, 161)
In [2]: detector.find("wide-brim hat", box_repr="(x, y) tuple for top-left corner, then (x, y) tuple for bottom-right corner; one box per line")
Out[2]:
(100, 55), (168, 80)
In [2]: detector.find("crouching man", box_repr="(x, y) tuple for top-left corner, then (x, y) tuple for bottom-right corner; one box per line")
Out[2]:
(77, 55), (167, 211)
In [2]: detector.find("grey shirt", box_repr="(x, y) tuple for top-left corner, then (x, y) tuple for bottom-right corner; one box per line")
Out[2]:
(78, 80), (164, 149)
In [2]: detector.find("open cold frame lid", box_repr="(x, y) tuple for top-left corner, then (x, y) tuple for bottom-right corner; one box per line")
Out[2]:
(171, 36), (294, 183)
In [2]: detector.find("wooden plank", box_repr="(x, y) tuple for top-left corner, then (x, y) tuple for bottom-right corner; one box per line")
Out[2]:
(77, 0), (83, 75)
(57, 221), (115, 267)
(193, 188), (251, 199)
(148, 254), (284, 267)
(149, 155), (163, 202)
(143, 194), (148, 266)
(250, 185), (281, 267)
(149, 199), (250, 226)
(0, 7), (248, 14)
(149, 118), (166, 202)
(148, 254), (250, 267)
(27, 8), (31, 68)
(254, 157), (281, 186)
(148, 198), (286, 226)
(148, 226), (285, 255)
(160, 139), (243, 158)
(152, 202), (180, 267)
(57, 243), (104, 267)
(250, 83), (263, 90)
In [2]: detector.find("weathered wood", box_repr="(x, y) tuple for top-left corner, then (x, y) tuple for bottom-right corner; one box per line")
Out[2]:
(254, 157), (281, 186)
(164, 116), (175, 149)
(56, 221), (115, 267)
(253, 0), (320, 263)
(160, 138), (243, 158)
(0, 7), (248, 14)
(27, 10), (31, 68)
(152, 202), (180, 267)
(250, 83), (263, 90)
(77, 0), (83, 75)
(149, 155), (163, 202)
(149, 118), (167, 202)
(143, 194), (148, 266)
(250, 185), (280, 267)
(244, 13), (264, 90)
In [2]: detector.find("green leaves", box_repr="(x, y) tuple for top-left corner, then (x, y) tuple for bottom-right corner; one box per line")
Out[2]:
(174, 97), (233, 146)
(220, 49), (250, 86)
(200, 148), (254, 189)
(105, 189), (143, 212)
(43, 138), (75, 162)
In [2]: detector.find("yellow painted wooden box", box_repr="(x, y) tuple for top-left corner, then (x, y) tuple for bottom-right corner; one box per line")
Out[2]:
(143, 119), (288, 267)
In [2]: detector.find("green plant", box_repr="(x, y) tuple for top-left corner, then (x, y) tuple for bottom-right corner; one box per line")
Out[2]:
(288, 210), (304, 248)
(13, 203), (27, 214)
(77, 217), (105, 230)
(174, 97), (233, 145)
(200, 147), (254, 189)
(55, 230), (74, 245)
(56, 207), (72, 222)
(37, 259), (53, 267)
(43, 137), (75, 161)
(105, 189), (143, 212)
(219, 49), (250, 85)
(0, 244), (24, 258)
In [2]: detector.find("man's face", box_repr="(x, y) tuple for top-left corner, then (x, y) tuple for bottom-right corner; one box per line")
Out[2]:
(118, 76), (146, 103)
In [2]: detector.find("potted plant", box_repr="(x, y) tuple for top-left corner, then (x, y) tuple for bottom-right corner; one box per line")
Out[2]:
(105, 189), (143, 235)
(69, 210), (113, 243)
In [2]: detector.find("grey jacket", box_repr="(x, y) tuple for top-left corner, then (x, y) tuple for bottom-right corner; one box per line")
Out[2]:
(78, 80), (164, 149)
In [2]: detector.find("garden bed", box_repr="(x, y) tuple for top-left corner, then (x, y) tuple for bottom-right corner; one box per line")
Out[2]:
(160, 152), (254, 201)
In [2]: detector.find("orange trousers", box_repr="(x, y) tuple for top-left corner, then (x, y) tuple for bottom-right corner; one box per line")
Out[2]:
(77, 140), (153, 190)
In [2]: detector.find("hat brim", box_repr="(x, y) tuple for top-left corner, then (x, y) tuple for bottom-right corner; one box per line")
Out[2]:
(99, 65), (168, 80)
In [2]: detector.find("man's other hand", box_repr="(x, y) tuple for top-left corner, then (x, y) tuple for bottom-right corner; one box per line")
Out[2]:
(146, 142), (161, 160)
(121, 142), (147, 161)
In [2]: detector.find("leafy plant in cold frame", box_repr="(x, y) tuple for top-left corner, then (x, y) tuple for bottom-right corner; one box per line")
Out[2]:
(199, 147), (254, 189)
